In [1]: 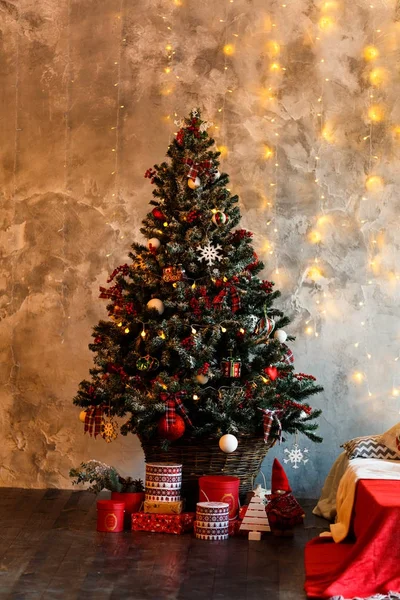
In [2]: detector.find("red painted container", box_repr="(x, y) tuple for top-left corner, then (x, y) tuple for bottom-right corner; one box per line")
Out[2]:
(97, 500), (125, 533)
(198, 476), (240, 520)
(111, 492), (144, 529)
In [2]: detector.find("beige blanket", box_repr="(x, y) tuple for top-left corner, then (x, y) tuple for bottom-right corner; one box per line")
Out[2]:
(329, 458), (400, 543)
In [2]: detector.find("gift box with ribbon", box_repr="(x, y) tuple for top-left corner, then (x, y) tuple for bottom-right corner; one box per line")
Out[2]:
(131, 511), (195, 535)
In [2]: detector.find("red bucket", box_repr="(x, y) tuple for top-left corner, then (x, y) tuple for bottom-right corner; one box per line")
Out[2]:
(111, 492), (144, 529)
(97, 500), (125, 532)
(198, 476), (240, 520)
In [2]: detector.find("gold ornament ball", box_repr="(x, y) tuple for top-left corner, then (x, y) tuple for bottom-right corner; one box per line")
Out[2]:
(79, 410), (87, 423)
(148, 238), (161, 251)
(147, 298), (165, 314)
(188, 177), (201, 189)
(196, 374), (209, 385)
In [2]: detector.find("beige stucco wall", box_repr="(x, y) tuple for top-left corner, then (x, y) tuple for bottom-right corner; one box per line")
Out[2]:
(1, 0), (399, 495)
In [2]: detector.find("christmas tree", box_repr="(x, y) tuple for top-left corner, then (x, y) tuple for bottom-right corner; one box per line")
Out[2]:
(74, 109), (323, 449)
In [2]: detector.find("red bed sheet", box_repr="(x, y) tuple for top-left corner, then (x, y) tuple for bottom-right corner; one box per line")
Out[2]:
(304, 479), (400, 598)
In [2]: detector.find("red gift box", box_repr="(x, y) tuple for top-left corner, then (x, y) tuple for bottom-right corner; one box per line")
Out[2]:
(131, 511), (195, 535)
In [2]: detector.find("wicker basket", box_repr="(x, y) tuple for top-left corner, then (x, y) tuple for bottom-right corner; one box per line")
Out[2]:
(140, 434), (273, 510)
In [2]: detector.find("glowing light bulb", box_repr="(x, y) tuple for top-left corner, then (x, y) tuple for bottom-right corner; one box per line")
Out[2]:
(308, 230), (322, 244)
(270, 62), (281, 71)
(369, 67), (388, 87)
(307, 266), (323, 280)
(305, 326), (314, 335)
(392, 126), (400, 139)
(392, 389), (399, 397)
(263, 145), (274, 159)
(321, 0), (339, 11)
(124, 327), (130, 334)
(163, 221), (169, 227)
(217, 145), (228, 158)
(366, 175), (384, 192)
(159, 331), (166, 339)
(353, 371), (364, 383)
(191, 282), (196, 289)
(319, 15), (335, 30)
(363, 45), (379, 61)
(191, 327), (197, 334)
(164, 67), (171, 74)
(223, 44), (235, 56)
(165, 44), (173, 52)
(239, 328), (245, 334)
(141, 329), (146, 338)
(322, 123), (335, 143)
(368, 104), (385, 122)
(193, 394), (199, 400)
(317, 215), (330, 227)
(221, 326), (227, 333)
(266, 40), (280, 56)
(117, 322), (123, 327)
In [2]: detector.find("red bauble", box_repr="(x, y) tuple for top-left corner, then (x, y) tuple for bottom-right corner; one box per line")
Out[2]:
(152, 207), (166, 220)
(265, 366), (278, 381)
(157, 414), (186, 441)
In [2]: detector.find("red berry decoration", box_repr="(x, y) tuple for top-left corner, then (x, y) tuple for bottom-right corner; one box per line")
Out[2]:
(157, 414), (186, 441)
(265, 366), (278, 381)
(152, 207), (166, 220)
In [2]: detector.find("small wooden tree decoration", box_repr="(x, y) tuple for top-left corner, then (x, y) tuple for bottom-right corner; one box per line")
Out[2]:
(239, 485), (270, 541)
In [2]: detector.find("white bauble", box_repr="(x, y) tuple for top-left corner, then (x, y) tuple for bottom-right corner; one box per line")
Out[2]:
(211, 170), (221, 182)
(79, 410), (87, 423)
(148, 238), (161, 251)
(196, 374), (209, 385)
(300, 411), (308, 419)
(219, 433), (238, 454)
(274, 329), (287, 343)
(188, 176), (201, 189)
(147, 298), (165, 314)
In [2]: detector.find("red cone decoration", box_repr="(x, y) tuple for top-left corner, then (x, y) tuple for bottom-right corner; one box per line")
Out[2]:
(271, 458), (292, 493)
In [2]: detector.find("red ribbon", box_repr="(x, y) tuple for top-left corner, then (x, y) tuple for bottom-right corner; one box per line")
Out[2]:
(213, 282), (241, 313)
(183, 158), (214, 181)
(160, 392), (192, 430)
(84, 405), (105, 438)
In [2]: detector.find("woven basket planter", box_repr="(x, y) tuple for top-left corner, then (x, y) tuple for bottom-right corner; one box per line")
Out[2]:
(140, 434), (273, 510)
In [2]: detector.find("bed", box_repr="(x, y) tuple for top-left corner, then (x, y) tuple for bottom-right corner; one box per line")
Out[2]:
(305, 423), (400, 598)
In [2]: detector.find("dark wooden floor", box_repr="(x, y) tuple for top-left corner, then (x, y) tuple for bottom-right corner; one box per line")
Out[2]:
(0, 489), (329, 600)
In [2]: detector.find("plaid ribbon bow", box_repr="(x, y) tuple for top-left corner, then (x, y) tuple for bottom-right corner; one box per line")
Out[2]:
(183, 158), (214, 181)
(213, 282), (241, 313)
(84, 405), (104, 438)
(258, 408), (283, 445)
(160, 392), (193, 431)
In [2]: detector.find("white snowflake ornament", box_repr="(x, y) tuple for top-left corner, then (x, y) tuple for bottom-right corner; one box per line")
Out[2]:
(283, 443), (309, 469)
(197, 242), (223, 266)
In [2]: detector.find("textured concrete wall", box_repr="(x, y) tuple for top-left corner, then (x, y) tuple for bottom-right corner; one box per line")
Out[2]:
(1, 0), (400, 496)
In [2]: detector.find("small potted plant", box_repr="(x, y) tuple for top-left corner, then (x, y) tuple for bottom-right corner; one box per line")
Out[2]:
(70, 460), (145, 527)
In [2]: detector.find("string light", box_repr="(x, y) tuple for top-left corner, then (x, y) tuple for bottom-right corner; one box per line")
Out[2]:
(124, 327), (130, 334)
(365, 175), (384, 192)
(353, 371), (364, 383)
(363, 45), (379, 61)
(368, 104), (385, 122)
(223, 44), (235, 56)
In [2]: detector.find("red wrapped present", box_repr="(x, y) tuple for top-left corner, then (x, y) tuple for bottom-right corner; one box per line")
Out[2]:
(131, 511), (195, 535)
(228, 519), (242, 536)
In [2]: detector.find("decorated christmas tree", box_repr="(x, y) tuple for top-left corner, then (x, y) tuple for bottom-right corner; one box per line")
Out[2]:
(74, 109), (323, 453)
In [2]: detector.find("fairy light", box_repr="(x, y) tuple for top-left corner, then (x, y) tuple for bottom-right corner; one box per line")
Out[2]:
(318, 15), (335, 31)
(221, 326), (227, 333)
(369, 67), (388, 87)
(353, 371), (364, 383)
(141, 327), (147, 338)
(191, 326), (197, 334)
(363, 45), (379, 61)
(193, 394), (199, 400)
(124, 327), (130, 334)
(159, 331), (166, 339)
(366, 175), (384, 192)
(368, 104), (385, 122)
(263, 145), (274, 159)
(118, 322), (123, 327)
(223, 44), (235, 56)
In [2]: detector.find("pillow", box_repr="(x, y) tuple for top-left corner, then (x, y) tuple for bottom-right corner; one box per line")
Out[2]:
(342, 434), (400, 460)
(381, 422), (400, 454)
